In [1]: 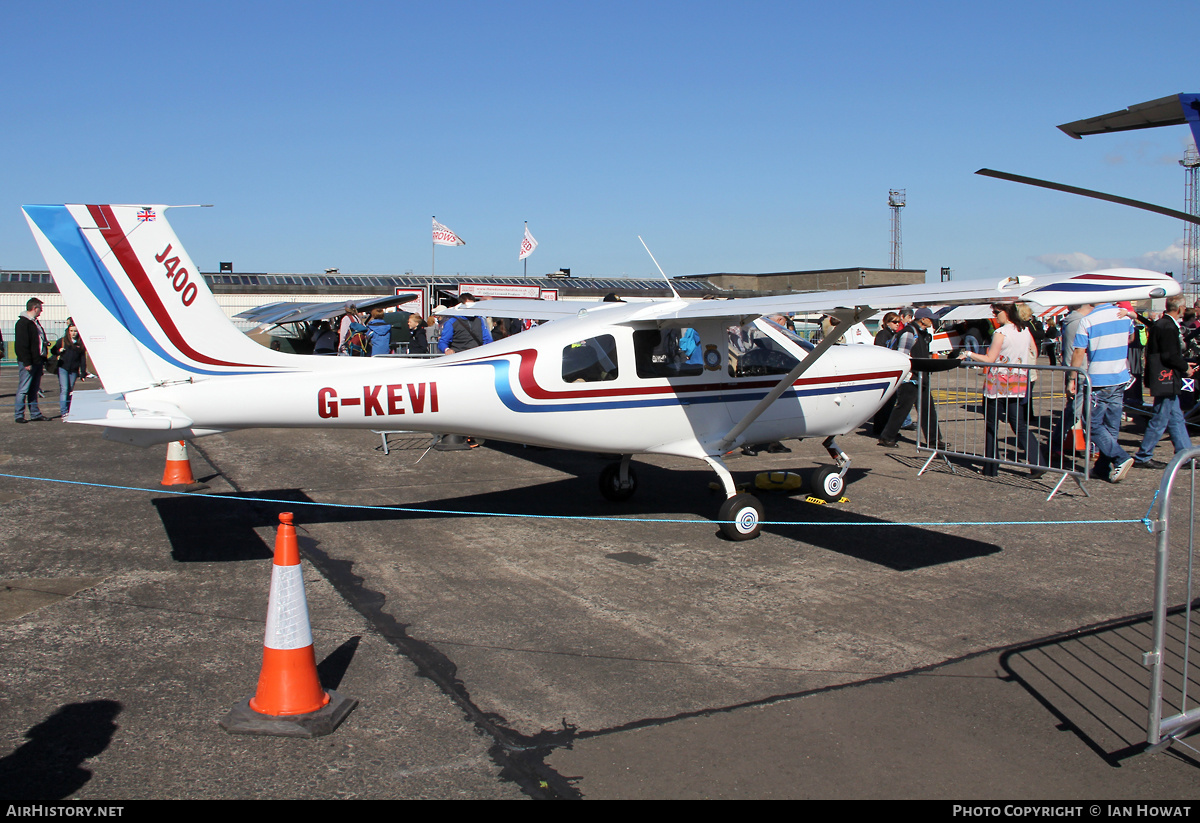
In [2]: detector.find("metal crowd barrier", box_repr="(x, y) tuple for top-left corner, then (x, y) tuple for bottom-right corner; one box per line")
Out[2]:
(915, 361), (1093, 500)
(1145, 448), (1200, 751)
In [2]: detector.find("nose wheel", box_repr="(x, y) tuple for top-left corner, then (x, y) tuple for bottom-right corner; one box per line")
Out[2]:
(812, 435), (849, 502)
(812, 466), (844, 502)
(717, 493), (764, 541)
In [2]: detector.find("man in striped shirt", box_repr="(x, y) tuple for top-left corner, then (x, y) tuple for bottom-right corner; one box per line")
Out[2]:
(1068, 303), (1135, 482)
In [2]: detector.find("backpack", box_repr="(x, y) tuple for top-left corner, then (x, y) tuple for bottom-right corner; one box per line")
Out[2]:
(342, 322), (370, 357)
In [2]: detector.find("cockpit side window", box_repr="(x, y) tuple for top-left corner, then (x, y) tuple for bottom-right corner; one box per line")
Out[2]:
(728, 320), (812, 377)
(562, 334), (619, 383)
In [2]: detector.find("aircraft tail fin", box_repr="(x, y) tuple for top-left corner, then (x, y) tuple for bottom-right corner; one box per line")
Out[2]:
(23, 204), (303, 394)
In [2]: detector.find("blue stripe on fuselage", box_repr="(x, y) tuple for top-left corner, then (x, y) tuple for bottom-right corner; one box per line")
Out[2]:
(467, 358), (890, 413)
(24, 205), (267, 377)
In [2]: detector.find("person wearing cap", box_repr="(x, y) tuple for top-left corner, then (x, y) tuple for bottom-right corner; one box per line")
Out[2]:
(877, 307), (944, 449)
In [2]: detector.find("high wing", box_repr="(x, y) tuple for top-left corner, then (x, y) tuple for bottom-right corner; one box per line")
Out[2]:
(435, 298), (615, 322)
(437, 267), (1178, 463)
(236, 293), (417, 331)
(439, 268), (1180, 326)
(636, 269), (1178, 322)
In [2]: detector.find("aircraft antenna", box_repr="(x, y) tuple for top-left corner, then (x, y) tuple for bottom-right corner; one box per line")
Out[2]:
(1182, 145), (1200, 302)
(638, 236), (681, 299)
(888, 189), (905, 269)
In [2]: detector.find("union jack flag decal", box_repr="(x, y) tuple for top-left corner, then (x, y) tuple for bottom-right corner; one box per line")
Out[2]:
(137, 208), (155, 223)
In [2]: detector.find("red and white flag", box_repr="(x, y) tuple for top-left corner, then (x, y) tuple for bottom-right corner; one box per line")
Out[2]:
(432, 218), (465, 246)
(519, 225), (538, 260)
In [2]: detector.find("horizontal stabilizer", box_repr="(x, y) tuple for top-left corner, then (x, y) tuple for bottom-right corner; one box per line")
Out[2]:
(67, 390), (193, 430)
(1058, 93), (1200, 147)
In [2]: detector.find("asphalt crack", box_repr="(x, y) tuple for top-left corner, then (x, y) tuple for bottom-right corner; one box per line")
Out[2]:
(189, 440), (580, 799)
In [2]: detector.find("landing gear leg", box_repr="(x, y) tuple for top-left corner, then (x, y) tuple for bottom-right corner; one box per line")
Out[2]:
(599, 455), (638, 501)
(703, 454), (764, 540)
(813, 436), (850, 502)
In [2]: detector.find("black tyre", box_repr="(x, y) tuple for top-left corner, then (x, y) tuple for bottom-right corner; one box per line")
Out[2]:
(599, 462), (637, 502)
(812, 467), (844, 502)
(717, 493), (764, 541)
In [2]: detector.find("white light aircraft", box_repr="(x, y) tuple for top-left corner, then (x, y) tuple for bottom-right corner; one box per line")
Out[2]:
(23, 204), (1180, 539)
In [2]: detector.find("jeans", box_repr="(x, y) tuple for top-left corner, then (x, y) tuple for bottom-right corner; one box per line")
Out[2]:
(15, 362), (43, 421)
(982, 395), (1047, 476)
(879, 380), (940, 445)
(1089, 385), (1131, 475)
(58, 369), (78, 417)
(1135, 395), (1192, 462)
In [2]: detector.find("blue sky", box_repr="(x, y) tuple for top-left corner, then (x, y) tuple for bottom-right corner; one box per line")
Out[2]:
(1, 0), (1195, 283)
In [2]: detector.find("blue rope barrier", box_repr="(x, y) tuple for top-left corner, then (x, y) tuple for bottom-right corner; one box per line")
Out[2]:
(0, 471), (1151, 528)
(1142, 489), (1160, 533)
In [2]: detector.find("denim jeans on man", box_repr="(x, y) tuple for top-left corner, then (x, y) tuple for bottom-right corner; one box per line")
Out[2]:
(15, 362), (43, 421)
(1134, 395), (1192, 463)
(1089, 385), (1130, 475)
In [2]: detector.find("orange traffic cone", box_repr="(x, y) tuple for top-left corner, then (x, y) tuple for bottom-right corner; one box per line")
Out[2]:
(161, 440), (196, 486)
(250, 512), (329, 716)
(221, 513), (356, 737)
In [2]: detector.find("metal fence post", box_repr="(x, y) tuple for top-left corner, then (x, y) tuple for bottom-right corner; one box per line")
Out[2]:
(916, 360), (1091, 499)
(1145, 447), (1200, 749)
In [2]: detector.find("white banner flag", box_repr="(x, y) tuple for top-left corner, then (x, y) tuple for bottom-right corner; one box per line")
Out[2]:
(519, 225), (538, 260)
(432, 218), (465, 246)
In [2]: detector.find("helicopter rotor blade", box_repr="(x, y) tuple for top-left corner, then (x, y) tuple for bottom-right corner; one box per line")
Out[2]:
(976, 168), (1200, 226)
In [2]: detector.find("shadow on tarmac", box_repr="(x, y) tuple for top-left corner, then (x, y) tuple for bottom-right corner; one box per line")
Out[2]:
(151, 494), (275, 562)
(0, 700), (121, 802)
(150, 452), (1000, 571)
(1001, 604), (1200, 767)
(317, 635), (361, 691)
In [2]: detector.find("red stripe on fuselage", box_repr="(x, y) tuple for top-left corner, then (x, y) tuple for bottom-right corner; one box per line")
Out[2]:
(460, 347), (902, 401)
(86, 205), (269, 369)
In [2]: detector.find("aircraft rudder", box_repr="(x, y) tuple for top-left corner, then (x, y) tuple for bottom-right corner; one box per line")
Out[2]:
(24, 204), (303, 392)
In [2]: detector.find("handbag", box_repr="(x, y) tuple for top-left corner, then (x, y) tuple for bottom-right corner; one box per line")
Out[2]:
(44, 343), (60, 375)
(1146, 352), (1181, 398)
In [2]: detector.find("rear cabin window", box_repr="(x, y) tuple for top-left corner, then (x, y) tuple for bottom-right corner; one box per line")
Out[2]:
(633, 329), (704, 378)
(562, 335), (619, 383)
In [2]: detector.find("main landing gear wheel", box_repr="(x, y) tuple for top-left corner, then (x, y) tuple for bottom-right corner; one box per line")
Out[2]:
(717, 493), (764, 541)
(812, 467), (844, 502)
(599, 462), (638, 502)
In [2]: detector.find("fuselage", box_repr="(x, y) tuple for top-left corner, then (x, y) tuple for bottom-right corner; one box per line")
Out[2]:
(125, 314), (911, 458)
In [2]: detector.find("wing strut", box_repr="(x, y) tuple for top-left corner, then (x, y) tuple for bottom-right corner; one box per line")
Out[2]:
(716, 308), (869, 453)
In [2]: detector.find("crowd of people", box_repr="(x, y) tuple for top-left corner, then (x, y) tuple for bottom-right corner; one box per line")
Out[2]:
(315, 292), (540, 359)
(871, 297), (1200, 483)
